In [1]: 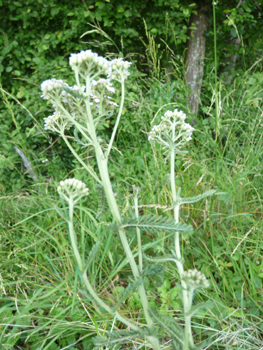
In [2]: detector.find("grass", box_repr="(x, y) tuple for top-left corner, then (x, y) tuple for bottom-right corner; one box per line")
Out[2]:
(1, 63), (263, 349)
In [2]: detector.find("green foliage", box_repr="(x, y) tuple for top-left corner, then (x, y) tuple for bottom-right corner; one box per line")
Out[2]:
(119, 214), (193, 233)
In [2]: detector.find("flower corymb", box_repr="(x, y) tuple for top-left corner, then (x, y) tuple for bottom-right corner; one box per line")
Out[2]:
(148, 109), (194, 150)
(182, 269), (210, 290)
(57, 178), (89, 204)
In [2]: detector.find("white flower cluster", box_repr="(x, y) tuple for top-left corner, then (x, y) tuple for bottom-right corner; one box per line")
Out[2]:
(41, 51), (131, 132)
(69, 50), (110, 77)
(69, 50), (132, 80)
(108, 58), (132, 80)
(90, 78), (118, 112)
(43, 110), (73, 132)
(182, 269), (210, 290)
(41, 79), (68, 100)
(148, 109), (194, 150)
(57, 178), (89, 204)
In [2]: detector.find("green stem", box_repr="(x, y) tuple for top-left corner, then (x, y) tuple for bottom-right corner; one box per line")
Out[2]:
(170, 148), (194, 349)
(84, 79), (160, 349)
(61, 133), (101, 184)
(68, 198), (83, 271)
(81, 272), (140, 331)
(133, 186), (143, 273)
(67, 196), (140, 333)
(105, 78), (125, 158)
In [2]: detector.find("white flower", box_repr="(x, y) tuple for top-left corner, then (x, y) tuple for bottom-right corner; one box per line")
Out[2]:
(148, 109), (193, 150)
(182, 269), (210, 290)
(69, 50), (110, 77)
(108, 58), (132, 81)
(41, 79), (69, 100)
(43, 110), (73, 133)
(57, 178), (89, 204)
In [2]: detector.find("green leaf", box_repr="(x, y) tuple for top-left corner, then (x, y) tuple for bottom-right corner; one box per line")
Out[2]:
(67, 12), (75, 16)
(119, 214), (193, 234)
(53, 205), (69, 221)
(124, 9), (132, 17)
(6, 66), (12, 72)
(112, 276), (145, 311)
(185, 301), (214, 318)
(118, 8), (124, 13)
(14, 1), (22, 6)
(17, 90), (24, 98)
(84, 241), (101, 272)
(179, 189), (216, 205)
(51, 7), (59, 16)
(44, 34), (51, 40)
(148, 308), (184, 345)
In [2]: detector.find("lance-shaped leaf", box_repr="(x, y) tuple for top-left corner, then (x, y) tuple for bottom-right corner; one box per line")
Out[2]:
(178, 189), (216, 205)
(84, 241), (101, 272)
(119, 214), (193, 234)
(112, 276), (145, 311)
(53, 204), (69, 222)
(92, 329), (144, 349)
(73, 128), (93, 147)
(148, 308), (184, 346)
(95, 183), (107, 218)
(62, 85), (86, 99)
(143, 251), (183, 265)
(185, 301), (214, 318)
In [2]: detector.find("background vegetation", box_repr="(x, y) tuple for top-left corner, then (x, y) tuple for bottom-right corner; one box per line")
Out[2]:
(1, 0), (263, 349)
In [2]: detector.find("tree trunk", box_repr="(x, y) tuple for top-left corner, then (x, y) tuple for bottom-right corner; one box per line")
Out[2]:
(185, 5), (208, 122)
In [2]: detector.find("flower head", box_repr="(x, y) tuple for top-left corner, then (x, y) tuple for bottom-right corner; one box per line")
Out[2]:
(148, 109), (194, 151)
(108, 58), (132, 81)
(57, 178), (89, 204)
(69, 50), (110, 78)
(43, 110), (73, 133)
(182, 269), (210, 290)
(41, 79), (69, 101)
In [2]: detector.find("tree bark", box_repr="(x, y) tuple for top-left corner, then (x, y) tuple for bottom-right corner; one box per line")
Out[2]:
(185, 5), (208, 122)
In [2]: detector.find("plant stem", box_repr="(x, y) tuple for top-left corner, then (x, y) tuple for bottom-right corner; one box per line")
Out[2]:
(61, 133), (101, 184)
(133, 186), (143, 273)
(68, 198), (83, 272)
(81, 272), (140, 331)
(83, 79), (160, 349)
(170, 148), (194, 349)
(67, 198), (141, 332)
(106, 78), (125, 158)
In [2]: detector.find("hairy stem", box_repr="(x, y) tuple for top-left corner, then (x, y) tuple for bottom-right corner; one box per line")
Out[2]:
(170, 148), (194, 349)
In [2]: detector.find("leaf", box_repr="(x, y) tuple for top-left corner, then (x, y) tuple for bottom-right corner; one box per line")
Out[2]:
(84, 241), (101, 272)
(53, 204), (69, 221)
(185, 301), (214, 318)
(67, 12), (75, 16)
(179, 189), (216, 205)
(112, 276), (145, 311)
(95, 184), (107, 218)
(51, 8), (59, 16)
(92, 330), (143, 349)
(143, 251), (183, 265)
(148, 308), (184, 345)
(119, 214), (193, 234)
(17, 90), (24, 98)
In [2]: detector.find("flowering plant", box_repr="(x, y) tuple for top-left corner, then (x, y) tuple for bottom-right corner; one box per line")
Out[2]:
(41, 50), (215, 350)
